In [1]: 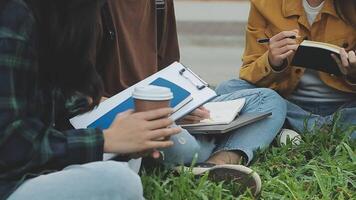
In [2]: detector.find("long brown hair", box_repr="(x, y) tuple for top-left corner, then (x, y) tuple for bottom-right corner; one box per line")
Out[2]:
(334, 0), (356, 29)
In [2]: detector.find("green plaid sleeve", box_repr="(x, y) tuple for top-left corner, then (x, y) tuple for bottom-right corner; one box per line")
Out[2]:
(0, 0), (104, 180)
(61, 128), (104, 165)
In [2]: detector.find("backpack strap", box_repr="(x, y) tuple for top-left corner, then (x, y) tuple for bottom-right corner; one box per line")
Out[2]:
(156, 0), (165, 49)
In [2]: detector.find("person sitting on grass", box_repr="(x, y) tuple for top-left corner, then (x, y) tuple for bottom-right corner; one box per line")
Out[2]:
(100, 0), (288, 196)
(216, 0), (356, 140)
(0, 0), (182, 199)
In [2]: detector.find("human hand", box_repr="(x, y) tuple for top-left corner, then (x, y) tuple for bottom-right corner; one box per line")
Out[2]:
(332, 48), (356, 79)
(178, 106), (211, 124)
(268, 29), (300, 69)
(103, 108), (181, 155)
(100, 97), (108, 102)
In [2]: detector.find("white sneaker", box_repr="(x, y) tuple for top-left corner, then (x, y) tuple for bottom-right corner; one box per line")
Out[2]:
(278, 129), (302, 146)
(176, 163), (262, 196)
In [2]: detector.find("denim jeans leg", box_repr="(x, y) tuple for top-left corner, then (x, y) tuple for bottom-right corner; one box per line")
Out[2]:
(287, 101), (356, 139)
(160, 127), (216, 166)
(286, 100), (333, 133)
(211, 88), (287, 165)
(216, 79), (257, 95)
(8, 161), (144, 200)
(334, 103), (356, 139)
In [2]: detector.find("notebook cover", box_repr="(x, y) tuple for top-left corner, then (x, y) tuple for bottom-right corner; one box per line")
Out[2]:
(291, 45), (342, 76)
(150, 78), (191, 108)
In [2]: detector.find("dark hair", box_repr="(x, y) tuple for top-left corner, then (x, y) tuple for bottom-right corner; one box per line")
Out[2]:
(26, 0), (105, 108)
(334, 0), (356, 29)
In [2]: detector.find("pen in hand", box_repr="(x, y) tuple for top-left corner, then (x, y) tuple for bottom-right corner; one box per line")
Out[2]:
(257, 35), (301, 44)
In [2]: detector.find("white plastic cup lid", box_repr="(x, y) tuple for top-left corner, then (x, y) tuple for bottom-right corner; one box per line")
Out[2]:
(132, 85), (173, 101)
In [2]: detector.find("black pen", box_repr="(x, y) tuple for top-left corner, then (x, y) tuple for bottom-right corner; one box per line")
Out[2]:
(257, 35), (300, 44)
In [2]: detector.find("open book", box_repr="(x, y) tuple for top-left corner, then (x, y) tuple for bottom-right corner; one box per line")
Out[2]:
(184, 112), (272, 134)
(291, 40), (342, 76)
(181, 98), (246, 127)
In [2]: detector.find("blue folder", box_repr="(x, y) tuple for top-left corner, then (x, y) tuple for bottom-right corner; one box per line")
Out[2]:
(88, 78), (191, 129)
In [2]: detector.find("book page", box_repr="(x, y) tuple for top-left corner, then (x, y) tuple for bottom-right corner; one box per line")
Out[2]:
(301, 40), (340, 54)
(181, 98), (246, 127)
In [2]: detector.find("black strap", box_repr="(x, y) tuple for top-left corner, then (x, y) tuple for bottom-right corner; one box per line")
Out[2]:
(156, 0), (165, 49)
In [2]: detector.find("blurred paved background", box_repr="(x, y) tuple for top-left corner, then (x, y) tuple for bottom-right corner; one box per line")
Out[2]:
(175, 0), (250, 86)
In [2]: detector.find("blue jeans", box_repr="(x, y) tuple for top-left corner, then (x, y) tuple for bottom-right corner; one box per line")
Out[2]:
(215, 79), (356, 139)
(8, 161), (144, 200)
(161, 82), (287, 166)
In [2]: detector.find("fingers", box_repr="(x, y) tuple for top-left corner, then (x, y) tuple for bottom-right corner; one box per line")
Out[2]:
(348, 50), (356, 66)
(135, 108), (174, 121)
(270, 30), (299, 43)
(147, 140), (174, 149)
(340, 48), (349, 68)
(331, 53), (347, 75)
(269, 44), (298, 63)
(271, 38), (297, 49)
(268, 30), (299, 67)
(116, 110), (134, 118)
(100, 97), (109, 103)
(192, 107), (211, 119)
(332, 50), (356, 76)
(279, 50), (295, 59)
(276, 44), (299, 55)
(331, 53), (342, 66)
(199, 106), (210, 113)
(183, 115), (203, 122)
(148, 127), (181, 140)
(146, 118), (174, 130)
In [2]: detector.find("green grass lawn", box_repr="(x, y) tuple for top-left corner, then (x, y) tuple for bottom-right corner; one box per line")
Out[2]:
(141, 116), (356, 199)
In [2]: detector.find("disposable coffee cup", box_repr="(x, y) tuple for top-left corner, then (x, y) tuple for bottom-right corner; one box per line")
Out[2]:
(132, 85), (173, 112)
(132, 85), (174, 141)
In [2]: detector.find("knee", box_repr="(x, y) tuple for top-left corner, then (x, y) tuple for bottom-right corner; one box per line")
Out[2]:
(162, 131), (200, 166)
(86, 161), (143, 200)
(258, 88), (287, 116)
(215, 80), (234, 95)
(175, 136), (201, 160)
(259, 88), (286, 106)
(216, 79), (256, 95)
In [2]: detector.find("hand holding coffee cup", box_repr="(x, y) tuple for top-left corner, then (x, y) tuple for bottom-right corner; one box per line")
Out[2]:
(103, 86), (180, 159)
(132, 85), (174, 159)
(102, 108), (180, 157)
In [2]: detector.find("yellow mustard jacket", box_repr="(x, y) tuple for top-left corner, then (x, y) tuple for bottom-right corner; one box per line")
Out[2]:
(240, 0), (356, 97)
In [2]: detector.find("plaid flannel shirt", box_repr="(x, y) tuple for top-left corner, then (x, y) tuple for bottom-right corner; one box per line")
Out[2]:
(0, 0), (105, 199)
